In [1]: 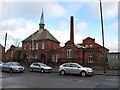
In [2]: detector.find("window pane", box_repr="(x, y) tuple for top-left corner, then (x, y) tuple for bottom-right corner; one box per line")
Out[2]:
(42, 42), (45, 49)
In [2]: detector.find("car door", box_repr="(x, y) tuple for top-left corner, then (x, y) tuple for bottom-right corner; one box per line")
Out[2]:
(63, 64), (73, 74)
(70, 64), (80, 74)
(32, 64), (40, 71)
(2, 63), (10, 72)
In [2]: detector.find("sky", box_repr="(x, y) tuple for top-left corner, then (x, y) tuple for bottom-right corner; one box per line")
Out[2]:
(0, 0), (119, 52)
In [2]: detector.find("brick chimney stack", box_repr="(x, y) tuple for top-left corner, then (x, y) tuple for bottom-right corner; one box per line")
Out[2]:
(70, 16), (74, 43)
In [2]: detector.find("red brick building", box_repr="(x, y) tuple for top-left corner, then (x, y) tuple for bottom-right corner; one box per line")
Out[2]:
(79, 37), (109, 69)
(3, 45), (22, 62)
(57, 16), (109, 69)
(58, 16), (83, 64)
(0, 44), (5, 61)
(21, 11), (60, 66)
(20, 11), (109, 69)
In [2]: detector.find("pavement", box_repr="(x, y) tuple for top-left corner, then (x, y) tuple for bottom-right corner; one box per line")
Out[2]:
(52, 67), (120, 76)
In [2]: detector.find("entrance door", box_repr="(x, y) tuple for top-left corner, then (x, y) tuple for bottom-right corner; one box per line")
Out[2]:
(41, 54), (46, 63)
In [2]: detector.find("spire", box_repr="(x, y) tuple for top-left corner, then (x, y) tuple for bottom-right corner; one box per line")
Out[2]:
(39, 8), (45, 29)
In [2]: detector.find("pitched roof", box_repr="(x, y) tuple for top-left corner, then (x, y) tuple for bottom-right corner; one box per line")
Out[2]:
(23, 29), (59, 43)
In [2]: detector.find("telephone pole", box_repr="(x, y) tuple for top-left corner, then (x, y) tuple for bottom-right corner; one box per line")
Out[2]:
(4, 33), (7, 52)
(99, 0), (106, 74)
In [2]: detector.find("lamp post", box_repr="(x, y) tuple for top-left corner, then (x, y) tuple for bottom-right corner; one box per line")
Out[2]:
(99, 0), (106, 74)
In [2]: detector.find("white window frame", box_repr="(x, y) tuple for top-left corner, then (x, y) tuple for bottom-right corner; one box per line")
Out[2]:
(56, 54), (58, 62)
(52, 54), (55, 62)
(11, 51), (13, 58)
(36, 42), (38, 49)
(29, 43), (31, 50)
(88, 54), (94, 63)
(24, 43), (26, 50)
(67, 49), (72, 58)
(42, 42), (45, 49)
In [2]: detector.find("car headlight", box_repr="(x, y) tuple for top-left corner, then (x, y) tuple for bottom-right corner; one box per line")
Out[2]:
(87, 69), (93, 72)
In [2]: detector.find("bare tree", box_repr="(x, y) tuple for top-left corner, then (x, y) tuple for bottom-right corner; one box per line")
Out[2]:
(13, 38), (22, 47)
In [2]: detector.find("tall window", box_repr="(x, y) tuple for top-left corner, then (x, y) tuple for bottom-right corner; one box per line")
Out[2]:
(29, 44), (31, 50)
(67, 49), (72, 58)
(24, 43), (26, 50)
(42, 42), (45, 49)
(56, 54), (58, 62)
(32, 43), (35, 51)
(36, 42), (38, 49)
(11, 51), (13, 58)
(88, 54), (94, 63)
(52, 54), (55, 62)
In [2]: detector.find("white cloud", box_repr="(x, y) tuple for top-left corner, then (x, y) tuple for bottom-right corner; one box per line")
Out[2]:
(102, 2), (118, 19)
(106, 41), (118, 52)
(90, 1), (118, 19)
(0, 2), (67, 20)
(75, 22), (87, 32)
(0, 18), (39, 50)
(50, 29), (84, 46)
(50, 29), (69, 46)
(45, 3), (66, 18)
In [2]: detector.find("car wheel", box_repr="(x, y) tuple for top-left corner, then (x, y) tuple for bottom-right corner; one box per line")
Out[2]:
(60, 70), (65, 75)
(81, 71), (87, 77)
(29, 68), (33, 72)
(41, 69), (45, 73)
(9, 69), (13, 73)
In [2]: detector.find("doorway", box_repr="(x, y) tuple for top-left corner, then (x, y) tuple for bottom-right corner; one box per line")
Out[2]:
(41, 54), (46, 63)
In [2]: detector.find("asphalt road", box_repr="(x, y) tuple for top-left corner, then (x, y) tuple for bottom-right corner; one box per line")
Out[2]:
(1, 70), (119, 89)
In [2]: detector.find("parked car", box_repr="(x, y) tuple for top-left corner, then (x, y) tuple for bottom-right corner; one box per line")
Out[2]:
(29, 62), (52, 73)
(59, 63), (93, 77)
(2, 62), (24, 73)
(0, 61), (4, 68)
(0, 61), (4, 71)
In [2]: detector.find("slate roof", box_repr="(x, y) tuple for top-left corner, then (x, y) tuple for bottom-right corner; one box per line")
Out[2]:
(23, 29), (59, 43)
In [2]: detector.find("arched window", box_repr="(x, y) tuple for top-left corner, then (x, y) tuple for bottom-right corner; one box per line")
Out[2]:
(42, 42), (45, 49)
(36, 42), (38, 49)
(67, 49), (72, 58)
(11, 51), (13, 58)
(88, 54), (94, 63)
(24, 43), (26, 50)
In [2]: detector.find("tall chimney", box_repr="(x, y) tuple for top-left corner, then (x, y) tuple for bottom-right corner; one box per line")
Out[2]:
(70, 16), (74, 43)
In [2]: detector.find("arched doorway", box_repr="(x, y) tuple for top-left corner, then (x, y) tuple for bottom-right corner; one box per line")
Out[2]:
(41, 54), (46, 63)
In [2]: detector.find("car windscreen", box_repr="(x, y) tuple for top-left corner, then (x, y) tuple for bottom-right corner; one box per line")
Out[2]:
(41, 63), (47, 67)
(9, 62), (21, 66)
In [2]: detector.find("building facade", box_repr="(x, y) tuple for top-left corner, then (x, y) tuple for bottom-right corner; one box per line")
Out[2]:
(58, 16), (109, 69)
(4, 11), (109, 69)
(3, 45), (21, 62)
(108, 52), (120, 69)
(79, 37), (109, 69)
(0, 44), (5, 61)
(21, 11), (60, 67)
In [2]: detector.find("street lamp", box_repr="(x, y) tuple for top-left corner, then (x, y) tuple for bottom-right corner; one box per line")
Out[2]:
(99, 0), (106, 74)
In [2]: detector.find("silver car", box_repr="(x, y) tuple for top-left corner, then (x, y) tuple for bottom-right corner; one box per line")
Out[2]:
(0, 61), (4, 68)
(29, 62), (52, 73)
(2, 62), (24, 73)
(59, 63), (93, 77)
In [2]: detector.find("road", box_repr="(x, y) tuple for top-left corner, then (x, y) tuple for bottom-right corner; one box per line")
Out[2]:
(1, 70), (119, 89)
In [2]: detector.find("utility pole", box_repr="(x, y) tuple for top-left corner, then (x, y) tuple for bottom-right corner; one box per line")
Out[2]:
(4, 33), (7, 52)
(99, 0), (106, 74)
